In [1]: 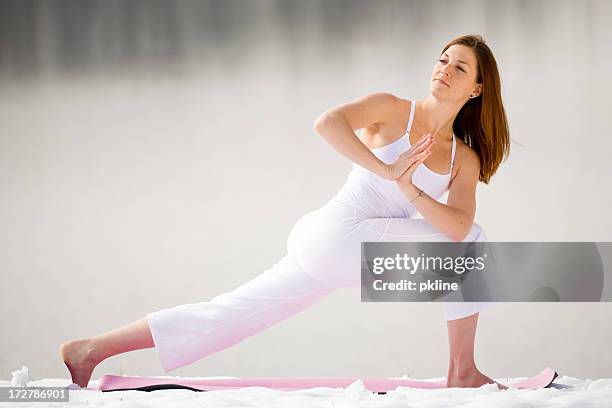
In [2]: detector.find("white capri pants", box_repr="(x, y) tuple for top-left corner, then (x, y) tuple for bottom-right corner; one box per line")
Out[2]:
(147, 199), (495, 372)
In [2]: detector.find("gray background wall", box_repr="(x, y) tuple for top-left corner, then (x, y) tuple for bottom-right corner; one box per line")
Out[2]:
(1, 0), (611, 381)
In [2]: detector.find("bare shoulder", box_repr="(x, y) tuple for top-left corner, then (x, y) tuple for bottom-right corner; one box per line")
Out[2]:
(393, 95), (414, 113)
(453, 138), (480, 179)
(328, 92), (407, 132)
(357, 92), (407, 116)
(378, 94), (413, 127)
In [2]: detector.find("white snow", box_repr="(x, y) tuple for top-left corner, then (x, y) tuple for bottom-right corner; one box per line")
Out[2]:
(2, 367), (612, 407)
(9, 365), (29, 387)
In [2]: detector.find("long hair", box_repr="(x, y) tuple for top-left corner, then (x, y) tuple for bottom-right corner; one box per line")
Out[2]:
(442, 35), (510, 184)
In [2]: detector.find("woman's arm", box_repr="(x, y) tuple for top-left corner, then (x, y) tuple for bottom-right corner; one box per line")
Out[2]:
(313, 92), (401, 178)
(398, 146), (480, 242)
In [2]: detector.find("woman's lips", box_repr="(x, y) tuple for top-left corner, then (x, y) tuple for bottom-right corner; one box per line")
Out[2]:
(435, 78), (450, 87)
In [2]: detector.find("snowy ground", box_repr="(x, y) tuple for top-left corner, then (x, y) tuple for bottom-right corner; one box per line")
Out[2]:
(2, 369), (612, 407)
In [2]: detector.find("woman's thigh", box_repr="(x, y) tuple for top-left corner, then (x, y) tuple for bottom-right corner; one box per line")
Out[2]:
(367, 217), (495, 320)
(292, 208), (494, 320)
(286, 201), (378, 288)
(287, 200), (487, 289)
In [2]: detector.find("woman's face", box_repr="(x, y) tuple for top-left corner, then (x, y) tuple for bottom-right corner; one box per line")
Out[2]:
(430, 44), (482, 103)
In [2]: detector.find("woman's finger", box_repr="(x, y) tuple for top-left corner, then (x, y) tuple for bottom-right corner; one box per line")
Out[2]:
(399, 143), (430, 163)
(418, 132), (432, 143)
(411, 152), (431, 168)
(399, 134), (430, 156)
(395, 150), (430, 178)
(404, 147), (432, 166)
(400, 135), (434, 157)
(413, 136), (434, 153)
(402, 151), (432, 176)
(411, 133), (433, 150)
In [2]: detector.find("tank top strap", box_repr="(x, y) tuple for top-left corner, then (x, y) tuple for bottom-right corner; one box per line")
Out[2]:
(449, 133), (457, 173)
(405, 99), (416, 134)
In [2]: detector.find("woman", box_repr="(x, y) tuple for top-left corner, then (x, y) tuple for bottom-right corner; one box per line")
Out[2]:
(61, 34), (510, 389)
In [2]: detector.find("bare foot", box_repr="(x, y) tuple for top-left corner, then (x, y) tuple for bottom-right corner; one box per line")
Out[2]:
(60, 339), (103, 388)
(446, 368), (508, 390)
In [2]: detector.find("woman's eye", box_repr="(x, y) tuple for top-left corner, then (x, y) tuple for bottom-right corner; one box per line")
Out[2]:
(439, 58), (465, 72)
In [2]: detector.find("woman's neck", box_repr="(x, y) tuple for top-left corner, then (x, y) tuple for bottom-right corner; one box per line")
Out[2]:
(420, 95), (465, 141)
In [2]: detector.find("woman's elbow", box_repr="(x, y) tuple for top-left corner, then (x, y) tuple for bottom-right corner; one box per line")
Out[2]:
(447, 210), (476, 242)
(313, 112), (339, 134)
(447, 231), (465, 242)
(313, 114), (328, 133)
(449, 223), (473, 242)
(452, 231), (468, 242)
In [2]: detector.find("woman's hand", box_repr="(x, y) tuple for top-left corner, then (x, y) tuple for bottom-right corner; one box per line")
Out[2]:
(380, 133), (435, 181)
(395, 149), (432, 196)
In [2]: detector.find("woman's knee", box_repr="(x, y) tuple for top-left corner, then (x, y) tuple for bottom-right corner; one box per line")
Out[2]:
(444, 301), (496, 321)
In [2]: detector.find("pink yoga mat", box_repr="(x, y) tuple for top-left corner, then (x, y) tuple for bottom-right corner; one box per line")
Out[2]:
(99, 367), (557, 392)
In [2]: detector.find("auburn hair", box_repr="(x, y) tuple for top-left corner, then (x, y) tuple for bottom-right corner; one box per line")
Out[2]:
(442, 35), (510, 184)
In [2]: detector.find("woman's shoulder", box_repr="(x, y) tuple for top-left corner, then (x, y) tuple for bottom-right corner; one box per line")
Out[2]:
(449, 138), (480, 186)
(394, 95), (415, 110)
(359, 92), (414, 109)
(454, 137), (481, 170)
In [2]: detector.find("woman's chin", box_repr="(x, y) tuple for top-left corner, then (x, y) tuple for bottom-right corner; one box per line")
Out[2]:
(429, 88), (450, 99)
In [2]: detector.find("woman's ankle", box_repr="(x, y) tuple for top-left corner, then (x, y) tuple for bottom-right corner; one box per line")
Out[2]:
(83, 338), (111, 365)
(447, 360), (478, 379)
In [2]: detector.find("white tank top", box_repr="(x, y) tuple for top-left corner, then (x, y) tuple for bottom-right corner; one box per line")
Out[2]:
(332, 100), (457, 219)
